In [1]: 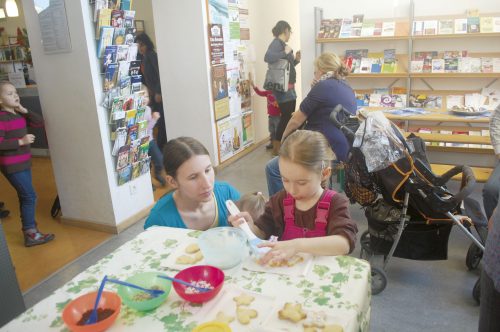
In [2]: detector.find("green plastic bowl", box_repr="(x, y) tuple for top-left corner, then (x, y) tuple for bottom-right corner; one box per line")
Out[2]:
(117, 272), (171, 311)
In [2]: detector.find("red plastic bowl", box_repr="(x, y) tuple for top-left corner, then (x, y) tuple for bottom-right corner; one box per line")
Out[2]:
(173, 265), (225, 303)
(62, 291), (121, 332)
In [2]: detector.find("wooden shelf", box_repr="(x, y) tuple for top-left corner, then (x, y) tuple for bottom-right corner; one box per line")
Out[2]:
(348, 72), (408, 78)
(412, 32), (500, 40)
(411, 72), (500, 78)
(404, 132), (491, 144)
(316, 35), (409, 43)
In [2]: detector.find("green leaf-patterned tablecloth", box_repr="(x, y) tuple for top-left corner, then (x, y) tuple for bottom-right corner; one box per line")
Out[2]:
(3, 227), (371, 332)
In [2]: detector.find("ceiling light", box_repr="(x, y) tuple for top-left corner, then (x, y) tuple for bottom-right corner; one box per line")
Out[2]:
(6, 0), (19, 18)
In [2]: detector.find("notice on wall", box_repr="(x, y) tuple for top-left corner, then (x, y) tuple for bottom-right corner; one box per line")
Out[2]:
(212, 64), (230, 120)
(208, 24), (225, 65)
(34, 0), (72, 54)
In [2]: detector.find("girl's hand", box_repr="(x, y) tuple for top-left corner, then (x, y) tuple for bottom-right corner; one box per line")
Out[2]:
(257, 240), (298, 266)
(227, 211), (254, 227)
(19, 134), (35, 146)
(152, 112), (161, 121)
(15, 105), (28, 114)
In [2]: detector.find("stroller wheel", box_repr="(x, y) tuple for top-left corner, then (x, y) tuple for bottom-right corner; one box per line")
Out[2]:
(473, 277), (481, 304)
(371, 266), (387, 295)
(466, 243), (483, 271)
(360, 230), (371, 252)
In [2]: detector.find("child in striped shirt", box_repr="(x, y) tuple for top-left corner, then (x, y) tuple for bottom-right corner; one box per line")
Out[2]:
(0, 81), (54, 247)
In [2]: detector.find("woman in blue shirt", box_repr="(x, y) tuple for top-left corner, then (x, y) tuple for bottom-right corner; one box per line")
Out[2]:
(144, 137), (240, 230)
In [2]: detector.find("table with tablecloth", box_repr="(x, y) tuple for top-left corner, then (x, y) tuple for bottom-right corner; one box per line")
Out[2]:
(3, 226), (371, 331)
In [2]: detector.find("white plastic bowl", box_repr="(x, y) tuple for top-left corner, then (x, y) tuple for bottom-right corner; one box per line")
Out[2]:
(198, 227), (247, 269)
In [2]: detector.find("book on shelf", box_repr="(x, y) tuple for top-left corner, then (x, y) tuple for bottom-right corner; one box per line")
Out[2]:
(470, 58), (482, 73)
(96, 26), (114, 58)
(119, 76), (131, 95)
(123, 95), (134, 110)
(140, 157), (151, 175)
(135, 107), (146, 122)
(381, 49), (397, 73)
(130, 75), (142, 93)
(339, 19), (352, 38)
(111, 9), (124, 28)
(117, 60), (130, 80)
(113, 27), (126, 45)
(117, 165), (132, 186)
(381, 21), (395, 36)
(129, 138), (140, 163)
(454, 18), (468, 34)
(127, 43), (138, 61)
(410, 60), (424, 73)
(123, 10), (135, 29)
(120, 0), (132, 10)
(359, 58), (372, 73)
(480, 17), (494, 33)
(125, 109), (137, 127)
(317, 19), (330, 38)
(360, 22), (375, 37)
(438, 20), (454, 34)
(109, 0), (121, 10)
(350, 14), (364, 37)
(412, 20), (424, 36)
(101, 45), (117, 72)
(116, 44), (129, 62)
(124, 27), (136, 46)
(481, 57), (493, 73)
(459, 57), (471, 73)
(369, 53), (383, 73)
(104, 63), (119, 91)
(318, 19), (342, 38)
(423, 20), (438, 35)
(395, 21), (409, 36)
(138, 140), (150, 160)
(373, 21), (383, 36)
(467, 17), (480, 33)
(93, 0), (109, 22)
(443, 51), (462, 72)
(355, 93), (370, 108)
(116, 145), (130, 170)
(128, 60), (140, 76)
(413, 51), (438, 73)
(431, 58), (445, 73)
(127, 126), (139, 147)
(131, 162), (140, 180)
(368, 93), (382, 107)
(111, 127), (127, 154)
(494, 17), (500, 32)
(493, 58), (500, 73)
(137, 120), (148, 140)
(344, 49), (368, 73)
(96, 8), (112, 39)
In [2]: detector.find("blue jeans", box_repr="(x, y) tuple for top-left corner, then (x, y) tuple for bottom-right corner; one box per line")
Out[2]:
(148, 140), (164, 175)
(266, 156), (283, 196)
(4, 168), (37, 230)
(483, 161), (500, 220)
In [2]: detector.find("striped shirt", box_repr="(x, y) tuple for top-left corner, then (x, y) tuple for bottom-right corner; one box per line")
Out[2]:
(0, 109), (43, 174)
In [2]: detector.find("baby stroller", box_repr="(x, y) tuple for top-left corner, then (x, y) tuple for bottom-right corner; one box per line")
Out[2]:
(329, 105), (488, 296)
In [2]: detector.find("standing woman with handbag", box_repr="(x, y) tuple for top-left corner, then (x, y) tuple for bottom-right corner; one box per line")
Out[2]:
(264, 21), (301, 155)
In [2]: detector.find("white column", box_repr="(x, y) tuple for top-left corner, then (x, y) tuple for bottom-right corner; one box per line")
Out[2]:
(21, 0), (154, 231)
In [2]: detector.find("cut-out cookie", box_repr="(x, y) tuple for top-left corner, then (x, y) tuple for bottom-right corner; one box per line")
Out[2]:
(236, 307), (258, 325)
(322, 324), (344, 332)
(176, 254), (195, 264)
(278, 302), (307, 323)
(233, 293), (255, 306)
(214, 311), (235, 324)
(303, 311), (326, 329)
(185, 243), (200, 254)
(269, 255), (304, 267)
(193, 250), (204, 262)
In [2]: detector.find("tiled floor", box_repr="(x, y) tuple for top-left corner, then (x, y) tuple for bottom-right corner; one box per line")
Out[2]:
(23, 146), (483, 331)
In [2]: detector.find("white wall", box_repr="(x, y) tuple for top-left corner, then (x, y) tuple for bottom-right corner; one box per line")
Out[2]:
(20, 0), (153, 226)
(151, 0), (218, 160)
(132, 0), (156, 46)
(299, 0), (500, 94)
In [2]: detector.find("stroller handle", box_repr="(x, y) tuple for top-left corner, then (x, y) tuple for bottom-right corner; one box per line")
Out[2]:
(437, 165), (476, 205)
(329, 105), (356, 141)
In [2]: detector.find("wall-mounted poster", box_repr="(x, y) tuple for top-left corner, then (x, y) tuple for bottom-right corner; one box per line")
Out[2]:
(241, 111), (254, 146)
(208, 24), (225, 65)
(212, 64), (230, 120)
(228, 2), (240, 40)
(208, 0), (229, 24)
(217, 117), (234, 162)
